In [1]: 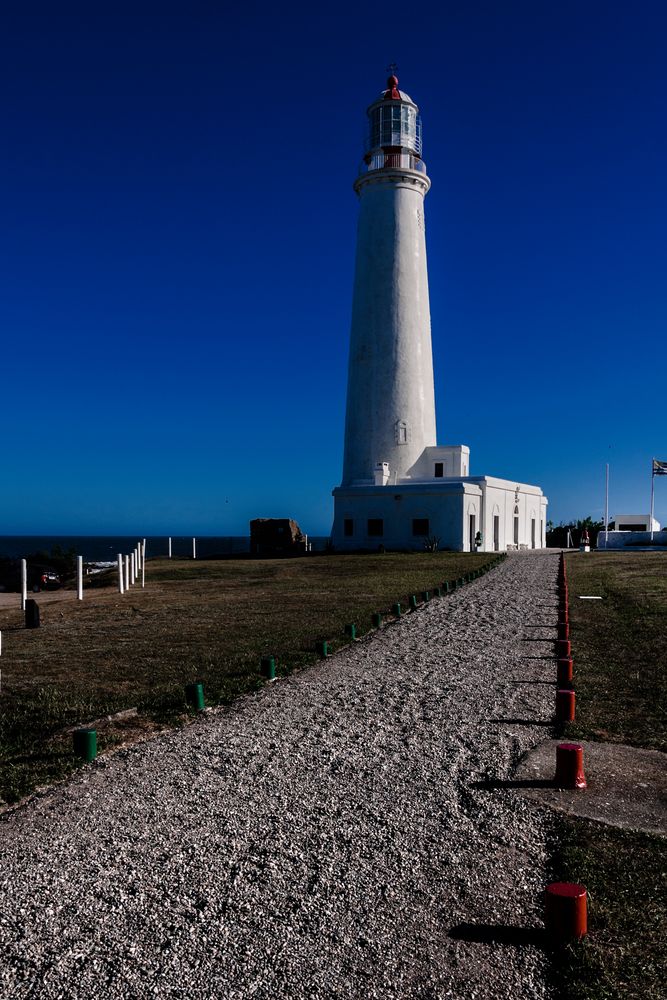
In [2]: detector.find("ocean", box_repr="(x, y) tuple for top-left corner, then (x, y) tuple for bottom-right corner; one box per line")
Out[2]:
(0, 536), (330, 562)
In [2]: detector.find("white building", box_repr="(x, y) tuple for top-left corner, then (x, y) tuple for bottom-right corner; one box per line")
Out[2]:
(331, 75), (547, 552)
(607, 514), (661, 532)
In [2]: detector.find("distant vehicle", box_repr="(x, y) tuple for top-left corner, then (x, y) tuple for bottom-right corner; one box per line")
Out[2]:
(0, 559), (62, 593)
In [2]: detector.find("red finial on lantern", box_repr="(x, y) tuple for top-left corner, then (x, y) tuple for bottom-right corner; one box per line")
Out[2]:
(384, 74), (401, 100)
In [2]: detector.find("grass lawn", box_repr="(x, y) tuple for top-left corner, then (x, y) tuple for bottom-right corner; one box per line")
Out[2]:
(0, 551), (497, 804)
(553, 552), (667, 1000)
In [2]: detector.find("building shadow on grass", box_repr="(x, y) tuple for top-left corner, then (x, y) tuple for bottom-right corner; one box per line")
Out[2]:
(449, 923), (546, 947)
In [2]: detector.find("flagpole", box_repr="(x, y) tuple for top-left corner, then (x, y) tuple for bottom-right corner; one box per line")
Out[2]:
(650, 458), (655, 542)
(604, 463), (609, 549)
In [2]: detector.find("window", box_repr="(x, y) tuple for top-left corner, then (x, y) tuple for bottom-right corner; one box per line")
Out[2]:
(412, 518), (429, 536)
(395, 419), (408, 445)
(367, 518), (384, 537)
(434, 462), (443, 478)
(344, 518), (353, 537)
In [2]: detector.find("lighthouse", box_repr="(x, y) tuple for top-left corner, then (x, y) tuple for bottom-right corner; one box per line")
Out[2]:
(342, 75), (436, 487)
(332, 76), (548, 552)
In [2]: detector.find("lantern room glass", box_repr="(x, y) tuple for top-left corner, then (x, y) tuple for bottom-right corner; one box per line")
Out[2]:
(368, 103), (421, 155)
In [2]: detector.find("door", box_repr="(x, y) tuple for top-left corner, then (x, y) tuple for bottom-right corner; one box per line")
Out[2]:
(493, 515), (499, 551)
(531, 518), (536, 548)
(469, 514), (476, 552)
(513, 516), (519, 546)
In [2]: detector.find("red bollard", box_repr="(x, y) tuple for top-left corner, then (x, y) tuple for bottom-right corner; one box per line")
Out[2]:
(556, 688), (576, 721)
(554, 742), (587, 789)
(558, 621), (570, 641)
(545, 882), (587, 941)
(557, 638), (571, 658)
(557, 657), (573, 686)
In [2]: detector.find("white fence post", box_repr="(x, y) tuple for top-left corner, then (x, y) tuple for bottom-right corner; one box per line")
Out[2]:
(130, 552), (136, 586)
(20, 559), (27, 611)
(168, 536), (172, 559)
(141, 540), (146, 588)
(76, 556), (83, 600)
(118, 554), (124, 594)
(192, 537), (196, 560)
(125, 554), (130, 590)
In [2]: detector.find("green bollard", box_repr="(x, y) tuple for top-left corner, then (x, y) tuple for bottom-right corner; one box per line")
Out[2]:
(185, 682), (205, 712)
(73, 728), (97, 762)
(372, 612), (382, 628)
(392, 602), (401, 618)
(409, 594), (418, 611)
(444, 581), (451, 593)
(422, 590), (430, 602)
(316, 640), (328, 658)
(260, 656), (276, 680)
(433, 586), (441, 597)
(344, 623), (356, 640)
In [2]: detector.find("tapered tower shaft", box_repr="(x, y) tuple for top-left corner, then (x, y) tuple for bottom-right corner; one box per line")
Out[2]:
(341, 77), (436, 486)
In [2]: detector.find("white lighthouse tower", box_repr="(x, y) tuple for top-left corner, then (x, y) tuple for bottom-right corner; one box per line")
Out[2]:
(332, 76), (548, 552)
(342, 75), (436, 487)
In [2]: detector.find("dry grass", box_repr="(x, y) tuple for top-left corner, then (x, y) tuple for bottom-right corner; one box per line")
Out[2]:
(565, 551), (667, 751)
(552, 552), (667, 1000)
(0, 551), (497, 803)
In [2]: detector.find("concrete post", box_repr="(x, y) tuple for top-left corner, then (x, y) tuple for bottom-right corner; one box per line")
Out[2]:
(125, 555), (130, 590)
(131, 552), (136, 586)
(76, 555), (83, 600)
(168, 536), (172, 559)
(192, 537), (196, 560)
(117, 553), (124, 594)
(20, 559), (27, 611)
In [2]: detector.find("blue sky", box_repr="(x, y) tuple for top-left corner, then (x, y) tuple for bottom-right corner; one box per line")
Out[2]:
(1, 2), (665, 535)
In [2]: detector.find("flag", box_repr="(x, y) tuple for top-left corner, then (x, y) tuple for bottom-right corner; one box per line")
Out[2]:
(653, 459), (667, 476)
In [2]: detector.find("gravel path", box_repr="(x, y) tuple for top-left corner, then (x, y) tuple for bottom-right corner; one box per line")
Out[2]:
(0, 552), (559, 999)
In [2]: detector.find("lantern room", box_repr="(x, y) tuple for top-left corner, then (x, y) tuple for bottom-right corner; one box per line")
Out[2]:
(362, 75), (424, 173)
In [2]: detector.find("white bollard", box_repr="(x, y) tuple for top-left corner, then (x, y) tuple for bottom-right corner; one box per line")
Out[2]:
(0, 630), (2, 655)
(134, 545), (139, 577)
(118, 553), (124, 594)
(76, 555), (83, 600)
(125, 554), (130, 590)
(141, 540), (146, 588)
(192, 537), (196, 560)
(168, 536), (172, 559)
(20, 559), (27, 611)
(131, 552), (136, 586)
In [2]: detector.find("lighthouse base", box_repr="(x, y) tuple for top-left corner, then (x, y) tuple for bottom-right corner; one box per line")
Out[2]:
(331, 473), (547, 553)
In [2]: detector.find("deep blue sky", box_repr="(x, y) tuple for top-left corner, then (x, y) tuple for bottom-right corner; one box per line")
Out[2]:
(2, 2), (665, 535)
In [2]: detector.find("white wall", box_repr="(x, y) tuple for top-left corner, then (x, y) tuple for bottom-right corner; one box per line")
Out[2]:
(597, 530), (667, 549)
(332, 483), (479, 551)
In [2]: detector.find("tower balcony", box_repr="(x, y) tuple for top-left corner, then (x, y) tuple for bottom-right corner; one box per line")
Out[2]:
(359, 152), (427, 175)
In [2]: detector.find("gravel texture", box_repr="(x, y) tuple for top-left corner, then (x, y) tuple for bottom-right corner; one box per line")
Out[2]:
(0, 552), (560, 999)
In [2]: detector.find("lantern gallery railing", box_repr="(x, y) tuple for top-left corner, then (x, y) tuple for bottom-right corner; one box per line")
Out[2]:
(360, 152), (427, 174)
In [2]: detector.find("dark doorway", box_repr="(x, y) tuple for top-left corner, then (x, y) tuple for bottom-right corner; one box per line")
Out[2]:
(493, 515), (499, 551)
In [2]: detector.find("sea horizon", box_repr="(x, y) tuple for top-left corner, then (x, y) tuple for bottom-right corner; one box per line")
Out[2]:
(0, 535), (330, 561)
